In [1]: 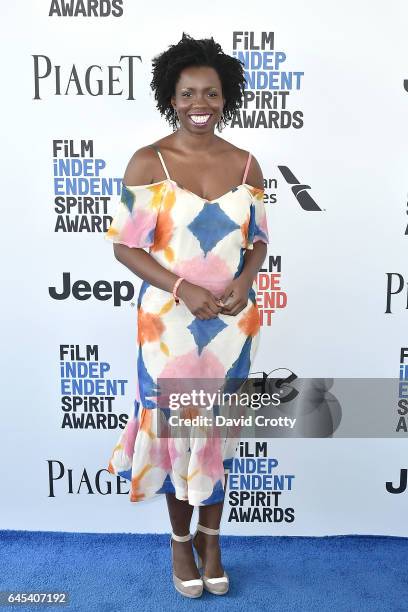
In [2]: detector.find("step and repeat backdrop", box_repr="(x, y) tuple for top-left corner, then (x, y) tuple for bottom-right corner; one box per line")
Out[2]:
(2, 0), (407, 536)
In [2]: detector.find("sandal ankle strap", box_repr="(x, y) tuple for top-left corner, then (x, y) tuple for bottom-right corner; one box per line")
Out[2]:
(197, 523), (220, 536)
(171, 532), (192, 543)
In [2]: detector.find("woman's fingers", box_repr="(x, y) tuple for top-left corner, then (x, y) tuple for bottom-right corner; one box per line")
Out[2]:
(221, 297), (247, 316)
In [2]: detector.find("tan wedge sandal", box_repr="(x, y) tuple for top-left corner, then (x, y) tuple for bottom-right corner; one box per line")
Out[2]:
(193, 524), (229, 595)
(170, 532), (203, 598)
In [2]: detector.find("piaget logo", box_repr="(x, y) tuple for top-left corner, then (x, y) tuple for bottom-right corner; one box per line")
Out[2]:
(32, 55), (141, 100)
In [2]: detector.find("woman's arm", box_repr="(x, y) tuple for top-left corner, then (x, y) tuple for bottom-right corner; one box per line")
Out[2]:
(238, 241), (268, 287)
(239, 153), (268, 285)
(112, 147), (223, 319)
(112, 146), (181, 295)
(219, 153), (268, 315)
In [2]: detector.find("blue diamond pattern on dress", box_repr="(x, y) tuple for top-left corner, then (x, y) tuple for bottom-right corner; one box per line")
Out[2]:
(121, 181), (135, 213)
(187, 316), (228, 355)
(118, 468), (132, 480)
(187, 203), (240, 255)
(201, 479), (225, 505)
(155, 474), (176, 495)
(137, 280), (150, 308)
(248, 201), (268, 245)
(137, 347), (159, 408)
(225, 335), (252, 381)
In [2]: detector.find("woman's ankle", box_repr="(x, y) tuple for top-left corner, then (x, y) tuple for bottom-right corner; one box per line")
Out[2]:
(171, 540), (201, 580)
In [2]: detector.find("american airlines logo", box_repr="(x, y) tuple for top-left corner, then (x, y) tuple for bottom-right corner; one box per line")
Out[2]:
(278, 166), (322, 211)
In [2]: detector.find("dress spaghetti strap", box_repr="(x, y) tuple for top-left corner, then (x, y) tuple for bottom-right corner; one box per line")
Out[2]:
(150, 144), (171, 180)
(151, 144), (252, 187)
(242, 152), (252, 184)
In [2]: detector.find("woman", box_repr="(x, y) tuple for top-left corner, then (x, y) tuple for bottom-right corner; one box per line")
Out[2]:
(105, 33), (269, 598)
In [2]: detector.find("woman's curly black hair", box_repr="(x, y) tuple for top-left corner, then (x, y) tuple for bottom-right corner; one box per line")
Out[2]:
(150, 32), (246, 132)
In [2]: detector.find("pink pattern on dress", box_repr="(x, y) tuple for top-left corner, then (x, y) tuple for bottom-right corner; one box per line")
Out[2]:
(149, 436), (174, 472)
(174, 253), (233, 298)
(254, 212), (269, 244)
(123, 417), (139, 458)
(196, 438), (225, 482)
(160, 347), (225, 380)
(122, 209), (157, 247)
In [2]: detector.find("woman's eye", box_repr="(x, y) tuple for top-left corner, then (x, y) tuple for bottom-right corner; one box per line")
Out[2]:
(180, 91), (218, 97)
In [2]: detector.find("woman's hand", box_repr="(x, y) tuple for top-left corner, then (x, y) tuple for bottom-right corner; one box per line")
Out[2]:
(217, 276), (253, 316)
(177, 280), (224, 320)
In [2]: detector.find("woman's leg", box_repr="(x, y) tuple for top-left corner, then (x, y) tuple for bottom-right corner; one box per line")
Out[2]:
(166, 493), (201, 581)
(193, 473), (228, 577)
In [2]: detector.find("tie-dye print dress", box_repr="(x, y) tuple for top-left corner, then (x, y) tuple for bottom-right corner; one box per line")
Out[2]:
(104, 145), (269, 506)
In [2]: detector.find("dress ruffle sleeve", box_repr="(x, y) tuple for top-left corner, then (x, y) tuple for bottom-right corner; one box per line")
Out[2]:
(104, 180), (167, 249)
(246, 187), (269, 249)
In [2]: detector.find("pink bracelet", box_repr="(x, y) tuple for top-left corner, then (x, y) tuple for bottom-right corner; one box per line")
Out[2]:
(172, 277), (185, 305)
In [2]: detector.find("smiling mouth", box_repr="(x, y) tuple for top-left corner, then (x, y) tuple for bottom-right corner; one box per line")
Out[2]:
(188, 113), (212, 126)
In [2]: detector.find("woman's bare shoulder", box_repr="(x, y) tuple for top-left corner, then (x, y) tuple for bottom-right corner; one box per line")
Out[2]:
(245, 153), (264, 190)
(216, 138), (251, 166)
(222, 140), (264, 189)
(123, 145), (161, 186)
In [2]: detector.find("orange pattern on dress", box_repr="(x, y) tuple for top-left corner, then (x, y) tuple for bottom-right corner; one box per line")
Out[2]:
(238, 303), (261, 337)
(137, 308), (165, 345)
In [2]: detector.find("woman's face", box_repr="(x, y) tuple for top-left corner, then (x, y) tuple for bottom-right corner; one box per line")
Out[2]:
(171, 65), (225, 132)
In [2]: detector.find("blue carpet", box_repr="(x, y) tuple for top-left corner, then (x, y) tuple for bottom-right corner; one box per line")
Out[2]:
(0, 530), (407, 611)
